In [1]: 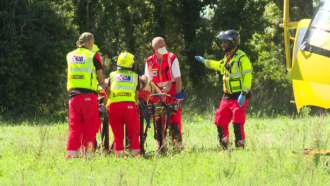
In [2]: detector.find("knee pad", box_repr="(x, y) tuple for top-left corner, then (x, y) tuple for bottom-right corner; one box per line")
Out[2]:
(171, 123), (182, 142)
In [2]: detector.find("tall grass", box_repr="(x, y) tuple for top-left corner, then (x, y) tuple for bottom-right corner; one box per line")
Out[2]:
(1, 114), (330, 185)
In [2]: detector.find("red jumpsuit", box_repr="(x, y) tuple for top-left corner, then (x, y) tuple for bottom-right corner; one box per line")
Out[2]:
(108, 102), (140, 156)
(66, 52), (103, 157)
(67, 94), (100, 154)
(166, 82), (182, 139)
(107, 70), (140, 157)
(215, 99), (249, 145)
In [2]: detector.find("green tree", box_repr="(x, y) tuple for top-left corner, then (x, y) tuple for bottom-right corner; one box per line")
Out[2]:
(274, 0), (314, 21)
(0, 0), (78, 116)
(249, 2), (294, 113)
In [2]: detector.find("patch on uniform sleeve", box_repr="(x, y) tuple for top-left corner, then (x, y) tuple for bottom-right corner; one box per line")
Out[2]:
(128, 106), (133, 109)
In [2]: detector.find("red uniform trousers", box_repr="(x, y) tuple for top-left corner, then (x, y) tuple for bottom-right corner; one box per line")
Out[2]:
(108, 102), (140, 152)
(67, 94), (100, 153)
(162, 82), (182, 142)
(215, 99), (249, 141)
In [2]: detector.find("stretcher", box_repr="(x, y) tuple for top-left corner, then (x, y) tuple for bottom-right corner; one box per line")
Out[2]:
(293, 149), (330, 156)
(138, 90), (184, 155)
(292, 149), (330, 166)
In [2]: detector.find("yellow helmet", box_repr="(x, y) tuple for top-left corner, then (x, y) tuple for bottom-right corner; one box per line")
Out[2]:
(117, 52), (135, 69)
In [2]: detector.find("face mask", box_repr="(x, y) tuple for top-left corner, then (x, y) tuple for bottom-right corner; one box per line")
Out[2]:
(157, 47), (168, 55)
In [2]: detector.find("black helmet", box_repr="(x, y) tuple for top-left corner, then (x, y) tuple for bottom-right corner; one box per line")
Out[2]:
(217, 30), (240, 52)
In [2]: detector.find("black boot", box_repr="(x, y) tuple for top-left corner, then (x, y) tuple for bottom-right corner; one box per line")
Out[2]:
(171, 123), (183, 150)
(233, 123), (245, 149)
(217, 126), (228, 150)
(94, 138), (98, 152)
(171, 123), (182, 142)
(155, 120), (166, 152)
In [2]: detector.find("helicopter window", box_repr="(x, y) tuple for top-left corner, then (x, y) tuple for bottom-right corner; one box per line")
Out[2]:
(293, 28), (308, 63)
(323, 1), (330, 11)
(307, 29), (329, 51)
(311, 10), (330, 31)
(305, 9), (330, 51)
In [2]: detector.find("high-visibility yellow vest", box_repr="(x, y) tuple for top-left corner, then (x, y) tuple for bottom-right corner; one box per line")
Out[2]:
(205, 49), (252, 94)
(109, 70), (138, 103)
(66, 48), (98, 92)
(92, 44), (100, 53)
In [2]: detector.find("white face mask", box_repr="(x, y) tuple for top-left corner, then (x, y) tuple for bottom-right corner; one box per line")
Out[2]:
(157, 47), (168, 55)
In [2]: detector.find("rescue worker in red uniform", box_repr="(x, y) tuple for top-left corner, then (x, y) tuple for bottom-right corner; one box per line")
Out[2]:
(105, 52), (140, 157)
(195, 30), (253, 149)
(66, 32), (105, 158)
(144, 37), (183, 150)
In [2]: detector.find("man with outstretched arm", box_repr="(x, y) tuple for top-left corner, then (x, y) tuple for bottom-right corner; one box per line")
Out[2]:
(195, 30), (253, 149)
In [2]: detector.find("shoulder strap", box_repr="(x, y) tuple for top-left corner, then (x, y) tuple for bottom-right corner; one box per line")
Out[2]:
(235, 51), (246, 70)
(227, 51), (246, 78)
(167, 53), (175, 80)
(146, 56), (154, 80)
(167, 53), (174, 69)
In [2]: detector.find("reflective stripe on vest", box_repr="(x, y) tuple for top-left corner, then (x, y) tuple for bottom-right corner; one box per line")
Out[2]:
(109, 70), (138, 103)
(224, 51), (251, 94)
(228, 52), (246, 78)
(205, 60), (211, 68)
(67, 48), (97, 91)
(92, 45), (100, 53)
(241, 86), (249, 92)
(68, 52), (96, 73)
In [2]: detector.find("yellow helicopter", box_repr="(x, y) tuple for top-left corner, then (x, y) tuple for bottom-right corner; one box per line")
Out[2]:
(282, 0), (330, 113)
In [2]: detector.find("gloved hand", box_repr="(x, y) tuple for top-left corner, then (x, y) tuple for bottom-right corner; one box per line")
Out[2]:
(195, 56), (205, 63)
(237, 93), (246, 107)
(100, 103), (107, 113)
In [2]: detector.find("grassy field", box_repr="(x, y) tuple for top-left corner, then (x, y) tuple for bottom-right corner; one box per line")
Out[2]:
(1, 114), (330, 186)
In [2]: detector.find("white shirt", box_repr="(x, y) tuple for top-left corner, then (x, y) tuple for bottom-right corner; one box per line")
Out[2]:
(144, 57), (181, 81)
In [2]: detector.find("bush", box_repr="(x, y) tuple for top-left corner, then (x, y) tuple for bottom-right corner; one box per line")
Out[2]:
(0, 0), (78, 117)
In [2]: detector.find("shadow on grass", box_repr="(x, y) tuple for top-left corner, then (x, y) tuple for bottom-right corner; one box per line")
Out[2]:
(139, 145), (244, 159)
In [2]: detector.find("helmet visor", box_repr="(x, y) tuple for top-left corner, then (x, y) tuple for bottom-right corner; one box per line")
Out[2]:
(217, 32), (233, 41)
(117, 66), (126, 70)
